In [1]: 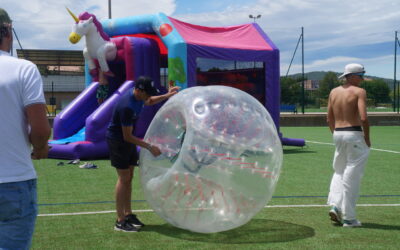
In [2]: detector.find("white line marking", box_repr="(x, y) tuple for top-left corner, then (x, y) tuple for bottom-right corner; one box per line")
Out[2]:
(38, 204), (400, 217)
(265, 204), (400, 208)
(38, 209), (152, 217)
(307, 140), (400, 154)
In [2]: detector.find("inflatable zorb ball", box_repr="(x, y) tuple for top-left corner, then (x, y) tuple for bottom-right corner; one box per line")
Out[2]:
(140, 86), (283, 233)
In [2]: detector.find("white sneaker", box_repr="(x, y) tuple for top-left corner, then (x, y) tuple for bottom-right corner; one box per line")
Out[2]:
(68, 159), (80, 165)
(343, 219), (362, 227)
(329, 206), (342, 224)
(79, 162), (98, 169)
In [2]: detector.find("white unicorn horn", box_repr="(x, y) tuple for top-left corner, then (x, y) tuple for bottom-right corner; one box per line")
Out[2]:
(66, 7), (79, 23)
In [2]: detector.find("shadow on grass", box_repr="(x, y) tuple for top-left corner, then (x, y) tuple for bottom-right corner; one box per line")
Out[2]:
(142, 219), (314, 244)
(283, 148), (316, 154)
(361, 223), (400, 230)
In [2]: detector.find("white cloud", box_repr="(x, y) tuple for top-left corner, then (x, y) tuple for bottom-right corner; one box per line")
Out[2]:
(282, 55), (395, 79)
(172, 0), (400, 78)
(2, 0), (400, 78)
(4, 0), (177, 52)
(68, 0), (176, 20)
(174, 0), (399, 47)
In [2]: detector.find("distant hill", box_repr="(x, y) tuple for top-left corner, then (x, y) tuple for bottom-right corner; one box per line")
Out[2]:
(286, 71), (334, 81)
(285, 71), (395, 89)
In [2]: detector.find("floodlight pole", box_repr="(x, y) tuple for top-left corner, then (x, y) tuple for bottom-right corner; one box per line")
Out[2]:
(108, 0), (112, 19)
(249, 14), (261, 23)
(285, 27), (305, 114)
(12, 28), (26, 58)
(397, 33), (400, 113)
(394, 31), (397, 112)
(249, 14), (261, 68)
(301, 27), (305, 114)
(285, 32), (302, 77)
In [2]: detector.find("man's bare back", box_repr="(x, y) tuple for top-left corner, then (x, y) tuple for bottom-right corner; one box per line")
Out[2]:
(327, 72), (370, 147)
(328, 85), (365, 128)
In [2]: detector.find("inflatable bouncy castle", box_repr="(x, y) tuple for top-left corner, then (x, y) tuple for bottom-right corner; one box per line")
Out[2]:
(48, 11), (304, 160)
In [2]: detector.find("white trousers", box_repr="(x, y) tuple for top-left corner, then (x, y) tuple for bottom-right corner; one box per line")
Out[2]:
(327, 131), (370, 220)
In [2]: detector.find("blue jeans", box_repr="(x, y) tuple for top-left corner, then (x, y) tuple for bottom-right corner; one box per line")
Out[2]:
(0, 179), (37, 250)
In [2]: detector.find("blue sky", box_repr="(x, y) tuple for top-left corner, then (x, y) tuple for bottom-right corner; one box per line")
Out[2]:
(2, 0), (399, 79)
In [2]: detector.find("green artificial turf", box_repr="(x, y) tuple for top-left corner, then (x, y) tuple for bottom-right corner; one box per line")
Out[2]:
(31, 126), (400, 249)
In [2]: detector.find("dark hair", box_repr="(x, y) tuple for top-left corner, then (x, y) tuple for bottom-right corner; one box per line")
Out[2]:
(0, 25), (11, 44)
(135, 76), (158, 96)
(136, 76), (153, 85)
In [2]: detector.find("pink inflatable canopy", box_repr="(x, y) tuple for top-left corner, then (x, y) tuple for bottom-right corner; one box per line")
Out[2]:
(169, 17), (273, 51)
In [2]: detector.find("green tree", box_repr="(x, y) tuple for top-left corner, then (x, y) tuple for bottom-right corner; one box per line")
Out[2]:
(361, 79), (392, 105)
(318, 71), (340, 99)
(280, 77), (301, 104)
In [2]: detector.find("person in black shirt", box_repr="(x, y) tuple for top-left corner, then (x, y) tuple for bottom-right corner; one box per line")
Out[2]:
(107, 76), (179, 232)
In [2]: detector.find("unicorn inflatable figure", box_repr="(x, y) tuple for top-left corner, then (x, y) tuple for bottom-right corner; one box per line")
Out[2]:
(67, 8), (116, 77)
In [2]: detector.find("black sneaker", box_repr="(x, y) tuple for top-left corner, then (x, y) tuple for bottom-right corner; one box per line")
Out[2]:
(114, 220), (139, 232)
(125, 214), (145, 228)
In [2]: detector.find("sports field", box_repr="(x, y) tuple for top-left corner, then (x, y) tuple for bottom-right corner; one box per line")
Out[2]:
(31, 126), (400, 249)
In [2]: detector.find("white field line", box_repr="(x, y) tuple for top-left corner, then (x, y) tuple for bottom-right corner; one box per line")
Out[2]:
(38, 204), (400, 217)
(307, 140), (400, 154)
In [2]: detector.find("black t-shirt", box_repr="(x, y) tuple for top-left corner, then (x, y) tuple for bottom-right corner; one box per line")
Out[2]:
(106, 88), (144, 141)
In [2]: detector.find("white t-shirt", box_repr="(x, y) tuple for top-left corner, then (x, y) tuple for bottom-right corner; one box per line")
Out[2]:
(0, 50), (45, 183)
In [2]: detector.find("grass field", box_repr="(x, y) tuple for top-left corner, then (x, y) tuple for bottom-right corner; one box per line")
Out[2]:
(31, 126), (400, 249)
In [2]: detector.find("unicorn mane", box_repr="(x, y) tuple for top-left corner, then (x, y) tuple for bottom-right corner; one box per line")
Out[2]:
(78, 12), (110, 41)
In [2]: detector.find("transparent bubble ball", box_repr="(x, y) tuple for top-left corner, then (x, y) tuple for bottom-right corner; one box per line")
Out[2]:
(140, 86), (283, 233)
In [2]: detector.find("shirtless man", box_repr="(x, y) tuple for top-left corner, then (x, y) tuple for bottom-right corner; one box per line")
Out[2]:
(326, 63), (371, 227)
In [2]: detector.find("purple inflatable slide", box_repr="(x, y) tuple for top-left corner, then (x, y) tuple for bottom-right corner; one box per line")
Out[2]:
(48, 37), (162, 159)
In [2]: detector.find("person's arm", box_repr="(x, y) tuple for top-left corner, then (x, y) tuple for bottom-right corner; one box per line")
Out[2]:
(26, 104), (51, 159)
(358, 89), (371, 147)
(326, 92), (335, 133)
(145, 86), (180, 106)
(121, 126), (161, 157)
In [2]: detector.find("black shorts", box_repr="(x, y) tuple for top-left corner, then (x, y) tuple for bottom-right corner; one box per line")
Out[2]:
(107, 138), (138, 169)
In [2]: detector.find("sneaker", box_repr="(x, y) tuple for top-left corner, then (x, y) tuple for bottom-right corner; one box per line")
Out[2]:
(114, 220), (139, 232)
(343, 219), (362, 227)
(125, 214), (145, 228)
(68, 159), (80, 165)
(329, 206), (342, 224)
(79, 162), (98, 169)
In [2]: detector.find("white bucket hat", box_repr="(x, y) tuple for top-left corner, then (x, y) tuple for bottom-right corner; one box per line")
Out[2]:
(338, 63), (365, 79)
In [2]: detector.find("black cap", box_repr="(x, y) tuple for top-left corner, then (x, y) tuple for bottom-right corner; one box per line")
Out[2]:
(135, 76), (159, 96)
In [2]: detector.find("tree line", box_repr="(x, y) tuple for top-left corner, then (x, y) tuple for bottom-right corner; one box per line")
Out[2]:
(281, 71), (392, 107)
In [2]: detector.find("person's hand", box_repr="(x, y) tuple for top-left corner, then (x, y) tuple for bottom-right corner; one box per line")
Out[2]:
(31, 145), (49, 159)
(168, 86), (180, 96)
(148, 144), (162, 157)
